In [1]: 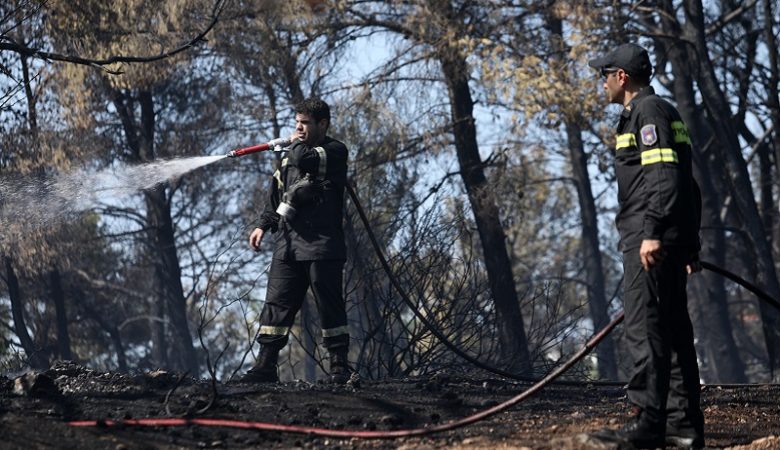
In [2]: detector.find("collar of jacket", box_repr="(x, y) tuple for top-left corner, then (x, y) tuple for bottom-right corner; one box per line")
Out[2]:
(621, 85), (655, 119)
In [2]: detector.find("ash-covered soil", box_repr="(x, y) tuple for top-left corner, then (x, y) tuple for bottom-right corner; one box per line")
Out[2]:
(1, 362), (779, 449)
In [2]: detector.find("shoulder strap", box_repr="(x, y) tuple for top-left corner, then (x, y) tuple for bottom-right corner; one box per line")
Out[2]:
(313, 146), (327, 180)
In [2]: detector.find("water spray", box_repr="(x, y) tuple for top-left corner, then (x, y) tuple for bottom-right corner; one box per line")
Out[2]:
(226, 138), (291, 158)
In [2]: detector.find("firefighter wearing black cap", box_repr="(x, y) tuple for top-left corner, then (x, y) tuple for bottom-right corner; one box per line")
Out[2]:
(588, 43), (705, 449)
(239, 97), (351, 384)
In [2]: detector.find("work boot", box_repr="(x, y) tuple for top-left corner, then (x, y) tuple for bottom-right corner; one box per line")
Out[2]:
(590, 409), (665, 449)
(666, 422), (704, 449)
(238, 346), (279, 383)
(328, 347), (351, 384)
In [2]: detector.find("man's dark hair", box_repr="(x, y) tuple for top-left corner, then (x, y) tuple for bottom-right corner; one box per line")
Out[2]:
(295, 98), (331, 125)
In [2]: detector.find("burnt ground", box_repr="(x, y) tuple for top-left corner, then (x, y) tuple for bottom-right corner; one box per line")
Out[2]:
(1, 362), (779, 449)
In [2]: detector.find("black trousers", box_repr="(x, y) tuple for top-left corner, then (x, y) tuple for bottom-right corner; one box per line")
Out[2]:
(623, 246), (703, 432)
(258, 258), (349, 352)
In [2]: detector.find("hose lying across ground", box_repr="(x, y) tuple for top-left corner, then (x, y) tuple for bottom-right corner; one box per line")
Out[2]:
(67, 183), (780, 439)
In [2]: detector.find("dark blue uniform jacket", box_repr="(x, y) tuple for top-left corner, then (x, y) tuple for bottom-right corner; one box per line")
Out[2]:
(614, 86), (701, 252)
(257, 136), (348, 261)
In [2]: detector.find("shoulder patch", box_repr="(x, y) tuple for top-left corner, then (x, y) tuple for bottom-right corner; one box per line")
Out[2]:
(640, 124), (658, 146)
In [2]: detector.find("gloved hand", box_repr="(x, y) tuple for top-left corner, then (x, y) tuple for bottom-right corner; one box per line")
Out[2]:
(686, 252), (702, 274)
(268, 137), (291, 150)
(275, 175), (324, 222)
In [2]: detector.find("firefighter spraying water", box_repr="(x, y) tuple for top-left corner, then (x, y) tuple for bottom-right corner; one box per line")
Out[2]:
(227, 98), (353, 384)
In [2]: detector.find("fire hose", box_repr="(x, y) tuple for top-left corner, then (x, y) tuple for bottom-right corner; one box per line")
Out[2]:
(68, 142), (780, 438)
(225, 138), (291, 158)
(68, 311), (622, 438)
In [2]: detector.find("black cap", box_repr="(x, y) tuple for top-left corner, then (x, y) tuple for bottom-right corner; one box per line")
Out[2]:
(588, 43), (652, 78)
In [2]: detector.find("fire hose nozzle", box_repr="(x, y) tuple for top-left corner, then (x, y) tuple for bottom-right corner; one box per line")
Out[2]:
(268, 137), (292, 148)
(227, 138), (292, 158)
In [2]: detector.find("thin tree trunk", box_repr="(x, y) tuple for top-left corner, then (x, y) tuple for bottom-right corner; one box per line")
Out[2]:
(144, 184), (198, 373)
(763, 0), (780, 178)
(110, 86), (198, 373)
(49, 268), (73, 361)
(754, 128), (775, 258)
(5, 257), (48, 369)
(437, 47), (531, 373)
(20, 56), (37, 135)
(138, 89), (198, 374)
(565, 123), (618, 379)
(16, 51), (51, 369)
(762, 0), (780, 264)
(546, 14), (617, 379)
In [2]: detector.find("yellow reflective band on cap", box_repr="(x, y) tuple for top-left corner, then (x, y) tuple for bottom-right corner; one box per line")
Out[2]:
(616, 133), (637, 149)
(314, 147), (327, 179)
(260, 325), (290, 336)
(641, 148), (678, 165)
(671, 121), (692, 145)
(321, 325), (349, 338)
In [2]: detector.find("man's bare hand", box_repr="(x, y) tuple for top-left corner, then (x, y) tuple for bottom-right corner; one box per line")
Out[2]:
(639, 239), (665, 272)
(249, 228), (264, 252)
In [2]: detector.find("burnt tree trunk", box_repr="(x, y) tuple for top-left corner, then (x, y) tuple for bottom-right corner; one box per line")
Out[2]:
(763, 0), (780, 180)
(565, 123), (618, 379)
(650, 6), (747, 381)
(20, 56), (37, 135)
(138, 90), (198, 374)
(5, 257), (48, 369)
(762, 0), (780, 260)
(683, 0), (780, 378)
(49, 268), (73, 361)
(436, 35), (531, 372)
(143, 184), (198, 373)
(547, 15), (617, 379)
(110, 87), (198, 373)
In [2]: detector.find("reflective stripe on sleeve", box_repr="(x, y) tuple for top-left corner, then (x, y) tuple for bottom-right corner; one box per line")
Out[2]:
(273, 158), (288, 189)
(641, 148), (678, 165)
(259, 325), (290, 336)
(321, 325), (349, 338)
(314, 147), (327, 179)
(671, 121), (692, 145)
(616, 133), (637, 149)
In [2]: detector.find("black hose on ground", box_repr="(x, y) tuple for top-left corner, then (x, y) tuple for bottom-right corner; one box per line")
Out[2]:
(66, 183), (780, 439)
(346, 183), (780, 384)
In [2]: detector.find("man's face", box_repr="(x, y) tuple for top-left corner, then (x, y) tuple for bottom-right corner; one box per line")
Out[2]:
(601, 68), (625, 105)
(294, 112), (328, 146)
